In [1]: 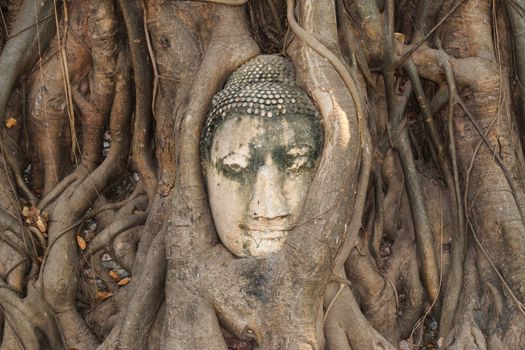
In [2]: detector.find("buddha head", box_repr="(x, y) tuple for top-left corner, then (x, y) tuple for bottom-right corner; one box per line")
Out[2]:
(201, 55), (322, 258)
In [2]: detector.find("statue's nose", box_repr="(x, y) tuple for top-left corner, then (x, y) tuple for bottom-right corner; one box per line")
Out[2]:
(249, 159), (290, 220)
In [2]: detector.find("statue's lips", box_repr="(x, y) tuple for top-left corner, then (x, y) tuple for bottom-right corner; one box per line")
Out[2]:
(240, 223), (292, 231)
(247, 231), (288, 241)
(244, 226), (291, 240)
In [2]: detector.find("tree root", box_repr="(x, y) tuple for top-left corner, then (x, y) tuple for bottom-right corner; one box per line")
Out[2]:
(84, 212), (147, 257)
(383, 40), (441, 305)
(118, 0), (157, 201)
(324, 283), (396, 350)
(111, 226), (142, 272)
(0, 0), (55, 119)
(116, 230), (165, 350)
(344, 249), (399, 343)
(1, 1), (525, 349)
(36, 50), (132, 350)
(0, 280), (63, 350)
(86, 289), (129, 340)
(445, 322), (487, 350)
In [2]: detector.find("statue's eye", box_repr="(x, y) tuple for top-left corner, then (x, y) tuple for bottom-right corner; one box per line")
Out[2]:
(287, 156), (310, 171)
(221, 154), (249, 174)
(285, 146), (314, 171)
(226, 163), (245, 173)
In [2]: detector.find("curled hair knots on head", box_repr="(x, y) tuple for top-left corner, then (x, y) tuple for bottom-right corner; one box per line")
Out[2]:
(201, 55), (320, 160)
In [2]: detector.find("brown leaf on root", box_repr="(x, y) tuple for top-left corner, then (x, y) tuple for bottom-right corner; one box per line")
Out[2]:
(109, 270), (119, 281)
(22, 206), (48, 234)
(118, 277), (130, 286)
(96, 291), (113, 300)
(5, 117), (17, 128)
(76, 235), (87, 250)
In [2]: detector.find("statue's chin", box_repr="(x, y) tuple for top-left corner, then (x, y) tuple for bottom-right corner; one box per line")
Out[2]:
(240, 230), (288, 257)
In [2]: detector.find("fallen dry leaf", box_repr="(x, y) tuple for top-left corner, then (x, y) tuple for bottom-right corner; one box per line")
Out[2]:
(22, 207), (48, 234)
(109, 270), (119, 281)
(5, 117), (17, 128)
(96, 290), (113, 300)
(76, 235), (87, 250)
(118, 277), (130, 286)
(394, 32), (406, 43)
(35, 216), (47, 233)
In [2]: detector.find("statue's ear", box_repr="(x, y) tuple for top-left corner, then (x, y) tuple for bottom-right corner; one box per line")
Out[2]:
(200, 156), (209, 188)
(199, 138), (209, 179)
(200, 159), (206, 177)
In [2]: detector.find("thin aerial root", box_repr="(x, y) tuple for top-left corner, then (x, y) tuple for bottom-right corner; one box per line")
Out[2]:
(439, 58), (466, 338)
(404, 60), (453, 188)
(324, 283), (345, 323)
(53, 0), (78, 160)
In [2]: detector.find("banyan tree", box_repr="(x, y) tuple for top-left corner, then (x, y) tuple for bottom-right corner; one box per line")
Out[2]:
(0, 0), (524, 349)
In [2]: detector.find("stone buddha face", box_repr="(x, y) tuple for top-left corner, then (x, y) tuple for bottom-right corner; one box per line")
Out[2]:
(201, 55), (322, 258)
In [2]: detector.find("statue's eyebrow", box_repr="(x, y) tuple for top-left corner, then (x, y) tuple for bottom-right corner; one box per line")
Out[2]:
(286, 144), (313, 152)
(217, 151), (250, 161)
(285, 144), (316, 157)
